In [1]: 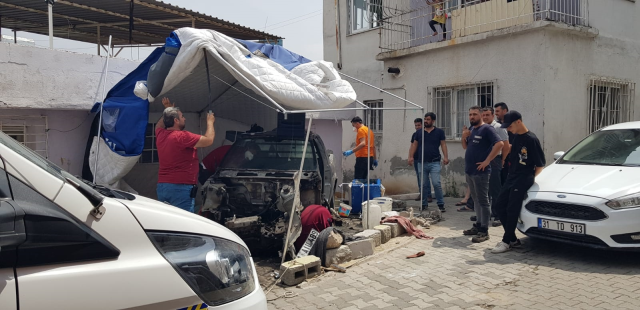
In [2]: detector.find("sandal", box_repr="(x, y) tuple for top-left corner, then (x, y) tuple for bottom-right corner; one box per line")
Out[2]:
(457, 206), (474, 212)
(455, 201), (467, 206)
(406, 251), (425, 259)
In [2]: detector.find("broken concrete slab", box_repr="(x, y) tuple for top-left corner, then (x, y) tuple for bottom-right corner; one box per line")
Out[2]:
(354, 229), (382, 247)
(346, 238), (375, 260)
(280, 255), (322, 286)
(383, 222), (407, 238)
(374, 225), (392, 244)
(324, 245), (352, 267)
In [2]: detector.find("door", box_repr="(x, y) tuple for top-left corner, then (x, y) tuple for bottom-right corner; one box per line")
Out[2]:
(0, 159), (21, 310)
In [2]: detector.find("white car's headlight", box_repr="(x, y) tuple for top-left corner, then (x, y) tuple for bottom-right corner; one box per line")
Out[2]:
(605, 193), (640, 210)
(148, 232), (256, 306)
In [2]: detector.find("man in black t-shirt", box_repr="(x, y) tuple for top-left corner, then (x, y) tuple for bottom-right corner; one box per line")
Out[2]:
(491, 111), (546, 254)
(408, 113), (449, 212)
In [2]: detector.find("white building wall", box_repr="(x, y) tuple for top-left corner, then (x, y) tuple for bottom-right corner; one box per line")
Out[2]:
(0, 42), (140, 110)
(324, 0), (640, 196)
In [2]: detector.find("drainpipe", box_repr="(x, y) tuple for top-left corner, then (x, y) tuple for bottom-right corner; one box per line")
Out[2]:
(335, 0), (343, 69)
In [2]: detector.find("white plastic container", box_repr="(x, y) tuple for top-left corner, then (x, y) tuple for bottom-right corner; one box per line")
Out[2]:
(362, 201), (382, 229)
(372, 197), (393, 213)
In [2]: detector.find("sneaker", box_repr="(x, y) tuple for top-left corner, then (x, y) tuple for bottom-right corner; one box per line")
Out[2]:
(438, 205), (446, 212)
(463, 225), (479, 235)
(472, 232), (490, 243)
(510, 239), (522, 248)
(491, 241), (511, 253)
(492, 220), (502, 227)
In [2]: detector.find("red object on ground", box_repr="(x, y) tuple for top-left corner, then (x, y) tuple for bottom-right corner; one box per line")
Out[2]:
(155, 127), (201, 185)
(294, 205), (333, 251)
(382, 216), (434, 240)
(202, 145), (232, 173)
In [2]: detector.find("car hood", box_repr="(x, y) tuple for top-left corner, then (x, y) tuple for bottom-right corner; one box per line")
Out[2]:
(530, 163), (640, 199)
(119, 194), (248, 249)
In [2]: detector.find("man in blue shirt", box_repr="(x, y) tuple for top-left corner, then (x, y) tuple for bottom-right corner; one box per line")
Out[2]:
(461, 106), (504, 243)
(408, 113), (449, 212)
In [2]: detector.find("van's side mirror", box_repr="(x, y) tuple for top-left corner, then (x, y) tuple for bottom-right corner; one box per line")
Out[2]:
(554, 151), (565, 160)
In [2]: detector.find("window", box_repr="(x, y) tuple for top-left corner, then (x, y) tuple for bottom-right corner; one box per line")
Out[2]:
(349, 0), (382, 33)
(588, 77), (636, 133)
(364, 100), (383, 132)
(431, 82), (494, 140)
(0, 116), (48, 158)
(139, 123), (158, 163)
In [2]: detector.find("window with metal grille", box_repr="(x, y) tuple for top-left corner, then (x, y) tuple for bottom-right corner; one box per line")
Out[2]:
(431, 81), (494, 140)
(139, 123), (158, 163)
(588, 77), (636, 133)
(0, 116), (48, 158)
(364, 100), (383, 132)
(348, 0), (383, 33)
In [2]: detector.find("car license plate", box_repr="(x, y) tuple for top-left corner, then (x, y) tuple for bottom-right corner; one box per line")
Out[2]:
(538, 218), (586, 234)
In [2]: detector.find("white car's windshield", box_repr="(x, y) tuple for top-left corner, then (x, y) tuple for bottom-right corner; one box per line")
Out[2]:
(559, 129), (640, 166)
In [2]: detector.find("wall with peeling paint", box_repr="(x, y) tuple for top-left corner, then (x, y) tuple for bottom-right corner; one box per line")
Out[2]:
(0, 42), (140, 110)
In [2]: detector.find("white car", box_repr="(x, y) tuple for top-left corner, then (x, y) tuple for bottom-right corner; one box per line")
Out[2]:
(0, 131), (267, 310)
(518, 121), (640, 249)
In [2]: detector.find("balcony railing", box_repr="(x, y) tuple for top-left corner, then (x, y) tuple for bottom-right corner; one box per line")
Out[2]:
(380, 0), (588, 52)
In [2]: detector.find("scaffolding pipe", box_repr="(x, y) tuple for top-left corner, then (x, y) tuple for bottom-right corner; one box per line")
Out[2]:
(48, 1), (53, 49)
(93, 35), (112, 184)
(281, 114), (313, 264)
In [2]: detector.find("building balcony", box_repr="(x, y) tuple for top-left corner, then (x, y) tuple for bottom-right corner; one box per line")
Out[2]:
(378, 0), (593, 59)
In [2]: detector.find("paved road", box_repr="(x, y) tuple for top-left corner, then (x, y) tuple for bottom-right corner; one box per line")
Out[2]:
(266, 198), (640, 310)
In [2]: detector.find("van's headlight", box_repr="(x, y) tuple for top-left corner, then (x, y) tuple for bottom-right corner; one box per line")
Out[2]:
(605, 193), (640, 210)
(147, 232), (256, 306)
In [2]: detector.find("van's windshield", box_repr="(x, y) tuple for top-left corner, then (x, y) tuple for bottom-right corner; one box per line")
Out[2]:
(0, 131), (103, 197)
(220, 137), (317, 171)
(559, 129), (640, 167)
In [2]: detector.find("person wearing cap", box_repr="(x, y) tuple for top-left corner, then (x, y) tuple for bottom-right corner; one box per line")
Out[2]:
(343, 116), (377, 180)
(461, 106), (504, 243)
(491, 111), (545, 253)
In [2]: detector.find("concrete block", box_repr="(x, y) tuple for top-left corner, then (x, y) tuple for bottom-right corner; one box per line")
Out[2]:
(374, 225), (392, 244)
(383, 222), (407, 238)
(324, 245), (352, 267)
(399, 211), (411, 218)
(354, 229), (382, 247)
(346, 239), (375, 259)
(280, 255), (322, 286)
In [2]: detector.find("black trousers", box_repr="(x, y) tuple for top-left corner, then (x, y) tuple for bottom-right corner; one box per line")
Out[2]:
(494, 174), (534, 243)
(354, 157), (374, 180)
(429, 20), (447, 39)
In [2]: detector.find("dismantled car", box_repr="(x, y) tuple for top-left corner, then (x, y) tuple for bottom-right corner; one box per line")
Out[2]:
(200, 130), (337, 254)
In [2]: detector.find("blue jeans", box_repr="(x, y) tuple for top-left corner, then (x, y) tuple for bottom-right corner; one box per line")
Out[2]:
(414, 161), (444, 207)
(157, 183), (195, 213)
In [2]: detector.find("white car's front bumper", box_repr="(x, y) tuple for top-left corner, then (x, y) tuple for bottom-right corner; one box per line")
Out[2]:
(518, 191), (640, 249)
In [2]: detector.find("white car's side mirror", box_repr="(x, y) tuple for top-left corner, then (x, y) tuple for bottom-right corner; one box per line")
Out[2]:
(554, 151), (565, 160)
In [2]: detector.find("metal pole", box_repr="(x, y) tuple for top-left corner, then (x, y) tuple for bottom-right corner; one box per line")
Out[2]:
(203, 49), (213, 112)
(97, 26), (101, 56)
(93, 35), (113, 184)
(366, 108), (371, 228)
(339, 72), (423, 109)
(281, 114), (313, 264)
(48, 2), (53, 49)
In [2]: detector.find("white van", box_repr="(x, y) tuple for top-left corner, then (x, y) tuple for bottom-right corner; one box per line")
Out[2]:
(0, 131), (267, 310)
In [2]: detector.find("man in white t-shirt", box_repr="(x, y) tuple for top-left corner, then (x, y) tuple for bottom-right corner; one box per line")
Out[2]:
(482, 107), (510, 225)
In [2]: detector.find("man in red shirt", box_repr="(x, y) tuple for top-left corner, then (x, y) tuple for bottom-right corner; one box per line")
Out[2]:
(155, 97), (215, 212)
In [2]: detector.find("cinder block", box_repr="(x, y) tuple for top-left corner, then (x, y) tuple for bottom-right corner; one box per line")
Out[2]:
(354, 229), (382, 247)
(374, 225), (392, 244)
(280, 255), (322, 286)
(346, 238), (375, 259)
(324, 245), (352, 267)
(383, 222), (407, 238)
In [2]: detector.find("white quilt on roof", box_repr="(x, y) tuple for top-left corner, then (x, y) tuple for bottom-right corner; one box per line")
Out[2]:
(149, 28), (357, 110)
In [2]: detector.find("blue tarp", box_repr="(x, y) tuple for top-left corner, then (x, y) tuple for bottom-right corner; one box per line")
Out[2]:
(92, 47), (164, 156)
(237, 39), (312, 71)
